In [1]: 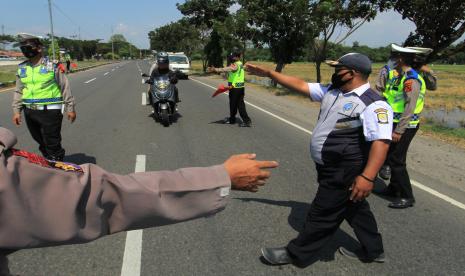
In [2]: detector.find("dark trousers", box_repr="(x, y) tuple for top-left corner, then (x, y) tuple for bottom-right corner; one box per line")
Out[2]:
(66, 60), (71, 72)
(386, 125), (419, 199)
(228, 87), (250, 123)
(24, 108), (65, 161)
(287, 162), (384, 265)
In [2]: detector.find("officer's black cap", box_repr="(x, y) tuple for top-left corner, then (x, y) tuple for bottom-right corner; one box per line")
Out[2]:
(230, 47), (242, 57)
(325, 53), (372, 75)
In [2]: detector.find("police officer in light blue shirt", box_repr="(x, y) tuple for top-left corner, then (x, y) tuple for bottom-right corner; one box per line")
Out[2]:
(246, 53), (392, 266)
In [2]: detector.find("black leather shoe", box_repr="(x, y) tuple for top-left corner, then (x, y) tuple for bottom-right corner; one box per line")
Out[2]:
(261, 247), (292, 265)
(239, 121), (252, 127)
(222, 117), (235, 124)
(388, 198), (415, 209)
(339, 247), (385, 263)
(378, 165), (391, 180)
(374, 186), (397, 198)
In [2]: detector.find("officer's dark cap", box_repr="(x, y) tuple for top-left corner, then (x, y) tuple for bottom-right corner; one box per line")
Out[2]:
(230, 47), (242, 57)
(325, 53), (372, 75)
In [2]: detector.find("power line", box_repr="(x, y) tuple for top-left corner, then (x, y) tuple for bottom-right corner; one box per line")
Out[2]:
(52, 3), (79, 27)
(51, 1), (95, 40)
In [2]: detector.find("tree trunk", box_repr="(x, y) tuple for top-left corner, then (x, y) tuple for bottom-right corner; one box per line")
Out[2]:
(202, 58), (207, 73)
(271, 62), (285, 87)
(315, 59), (322, 83)
(242, 40), (246, 64)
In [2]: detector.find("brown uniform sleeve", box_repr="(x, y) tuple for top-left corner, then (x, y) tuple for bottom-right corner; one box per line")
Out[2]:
(374, 67), (388, 95)
(12, 74), (24, 114)
(422, 71), (437, 91)
(0, 128), (231, 250)
(215, 63), (238, 73)
(394, 79), (421, 134)
(55, 69), (76, 113)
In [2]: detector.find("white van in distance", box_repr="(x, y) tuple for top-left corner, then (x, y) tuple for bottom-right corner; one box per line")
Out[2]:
(168, 52), (190, 79)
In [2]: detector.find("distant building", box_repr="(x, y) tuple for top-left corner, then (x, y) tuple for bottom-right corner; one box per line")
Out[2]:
(0, 50), (24, 58)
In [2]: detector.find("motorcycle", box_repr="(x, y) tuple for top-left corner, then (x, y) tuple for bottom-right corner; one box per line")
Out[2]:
(142, 73), (177, 126)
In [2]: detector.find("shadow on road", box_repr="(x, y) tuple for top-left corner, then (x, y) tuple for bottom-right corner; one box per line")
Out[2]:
(209, 118), (244, 125)
(64, 153), (97, 165)
(148, 112), (183, 124)
(372, 177), (398, 201)
(235, 197), (362, 267)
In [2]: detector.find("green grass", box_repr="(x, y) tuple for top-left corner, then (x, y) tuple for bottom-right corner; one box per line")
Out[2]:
(421, 121), (465, 148)
(0, 65), (17, 83)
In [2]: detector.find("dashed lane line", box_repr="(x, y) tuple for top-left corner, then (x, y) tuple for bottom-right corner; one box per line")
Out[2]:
(120, 155), (145, 276)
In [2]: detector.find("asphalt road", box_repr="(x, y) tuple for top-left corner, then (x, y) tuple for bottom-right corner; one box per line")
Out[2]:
(1, 61), (464, 275)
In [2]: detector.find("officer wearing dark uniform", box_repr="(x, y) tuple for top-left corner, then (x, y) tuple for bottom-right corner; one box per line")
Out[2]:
(246, 53), (392, 266)
(374, 44), (433, 209)
(12, 33), (76, 161)
(208, 48), (252, 127)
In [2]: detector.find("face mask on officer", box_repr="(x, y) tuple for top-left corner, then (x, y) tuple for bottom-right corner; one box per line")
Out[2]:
(20, 44), (41, 59)
(331, 69), (354, 89)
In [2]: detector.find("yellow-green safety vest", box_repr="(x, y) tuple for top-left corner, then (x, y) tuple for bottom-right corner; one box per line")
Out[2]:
(17, 62), (63, 105)
(383, 68), (426, 127)
(227, 61), (245, 88)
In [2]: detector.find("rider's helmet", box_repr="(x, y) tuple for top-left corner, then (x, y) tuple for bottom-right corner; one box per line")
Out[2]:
(157, 52), (169, 65)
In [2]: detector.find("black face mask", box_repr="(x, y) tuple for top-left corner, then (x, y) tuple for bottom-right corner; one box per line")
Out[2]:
(20, 45), (40, 59)
(158, 67), (169, 74)
(331, 71), (353, 89)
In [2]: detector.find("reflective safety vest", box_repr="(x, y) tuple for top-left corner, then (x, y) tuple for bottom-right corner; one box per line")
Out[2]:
(17, 61), (63, 105)
(383, 67), (426, 127)
(227, 61), (245, 88)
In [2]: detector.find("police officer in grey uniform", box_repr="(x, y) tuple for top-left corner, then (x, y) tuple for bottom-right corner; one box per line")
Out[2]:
(375, 45), (436, 181)
(12, 33), (76, 161)
(373, 45), (433, 209)
(246, 53), (392, 266)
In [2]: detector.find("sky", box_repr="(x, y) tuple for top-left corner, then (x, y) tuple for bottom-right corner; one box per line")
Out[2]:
(1, 0), (422, 49)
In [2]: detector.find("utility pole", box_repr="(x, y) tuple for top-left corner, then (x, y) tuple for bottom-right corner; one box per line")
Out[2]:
(111, 26), (114, 60)
(1, 24), (5, 50)
(47, 0), (56, 61)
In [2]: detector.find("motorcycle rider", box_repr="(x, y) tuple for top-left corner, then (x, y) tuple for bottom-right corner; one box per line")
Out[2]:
(148, 52), (180, 106)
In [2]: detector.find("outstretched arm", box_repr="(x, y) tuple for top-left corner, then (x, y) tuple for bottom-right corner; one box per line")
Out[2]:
(0, 128), (278, 250)
(245, 63), (310, 97)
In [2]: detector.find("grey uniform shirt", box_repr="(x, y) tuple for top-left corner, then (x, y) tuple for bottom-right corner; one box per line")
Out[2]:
(12, 57), (76, 113)
(308, 82), (393, 165)
(0, 127), (231, 249)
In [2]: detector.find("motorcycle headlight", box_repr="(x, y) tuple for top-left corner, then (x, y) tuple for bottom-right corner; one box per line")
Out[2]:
(155, 80), (170, 90)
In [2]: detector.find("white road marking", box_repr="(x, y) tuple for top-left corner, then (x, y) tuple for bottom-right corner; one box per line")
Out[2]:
(142, 92), (147, 106)
(190, 77), (465, 212)
(120, 155), (145, 276)
(411, 180), (465, 210)
(84, 78), (96, 84)
(104, 72), (109, 76)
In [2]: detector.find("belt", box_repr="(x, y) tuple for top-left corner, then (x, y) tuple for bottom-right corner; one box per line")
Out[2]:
(24, 104), (63, 110)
